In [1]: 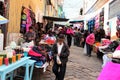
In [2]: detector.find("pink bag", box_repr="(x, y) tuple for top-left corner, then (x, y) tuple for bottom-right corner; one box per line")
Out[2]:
(98, 62), (120, 80)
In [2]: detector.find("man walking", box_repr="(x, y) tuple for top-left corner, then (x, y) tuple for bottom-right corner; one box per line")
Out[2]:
(52, 34), (70, 80)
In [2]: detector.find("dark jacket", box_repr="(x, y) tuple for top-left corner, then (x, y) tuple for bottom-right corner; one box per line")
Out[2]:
(52, 42), (70, 64)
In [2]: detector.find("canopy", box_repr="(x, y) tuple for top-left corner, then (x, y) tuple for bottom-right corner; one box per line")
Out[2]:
(53, 21), (68, 25)
(43, 16), (69, 21)
(69, 15), (84, 23)
(0, 15), (8, 24)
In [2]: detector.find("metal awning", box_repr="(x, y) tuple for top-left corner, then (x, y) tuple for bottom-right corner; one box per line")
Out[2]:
(0, 15), (8, 24)
(43, 16), (69, 21)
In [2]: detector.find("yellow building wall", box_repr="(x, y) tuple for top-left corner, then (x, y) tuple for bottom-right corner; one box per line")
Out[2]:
(8, 0), (45, 33)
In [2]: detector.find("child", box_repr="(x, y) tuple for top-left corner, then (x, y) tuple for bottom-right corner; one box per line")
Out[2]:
(52, 34), (70, 80)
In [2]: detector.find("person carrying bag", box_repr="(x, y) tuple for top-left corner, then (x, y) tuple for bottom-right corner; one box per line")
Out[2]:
(52, 34), (70, 80)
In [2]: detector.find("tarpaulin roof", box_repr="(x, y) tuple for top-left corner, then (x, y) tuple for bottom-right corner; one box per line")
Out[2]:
(43, 16), (69, 21)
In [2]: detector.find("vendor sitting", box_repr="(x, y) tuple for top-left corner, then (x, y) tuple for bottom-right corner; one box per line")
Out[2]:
(24, 27), (36, 43)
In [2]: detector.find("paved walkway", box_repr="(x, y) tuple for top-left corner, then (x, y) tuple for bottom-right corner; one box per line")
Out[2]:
(32, 46), (102, 80)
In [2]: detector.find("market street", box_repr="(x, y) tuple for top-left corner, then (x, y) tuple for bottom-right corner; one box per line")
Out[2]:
(32, 46), (102, 80)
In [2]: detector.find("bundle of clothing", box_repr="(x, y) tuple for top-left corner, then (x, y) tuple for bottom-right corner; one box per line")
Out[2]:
(97, 40), (120, 67)
(28, 44), (53, 67)
(97, 40), (118, 59)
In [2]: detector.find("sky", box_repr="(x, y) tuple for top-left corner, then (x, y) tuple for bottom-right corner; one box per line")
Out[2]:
(63, 0), (83, 19)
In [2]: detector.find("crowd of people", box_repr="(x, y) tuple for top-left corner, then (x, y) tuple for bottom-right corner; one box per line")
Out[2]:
(19, 22), (120, 80)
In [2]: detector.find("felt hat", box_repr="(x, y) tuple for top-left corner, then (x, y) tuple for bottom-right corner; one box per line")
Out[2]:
(39, 40), (47, 44)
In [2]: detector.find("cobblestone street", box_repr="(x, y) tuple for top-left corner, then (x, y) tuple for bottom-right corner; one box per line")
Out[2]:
(32, 46), (102, 80)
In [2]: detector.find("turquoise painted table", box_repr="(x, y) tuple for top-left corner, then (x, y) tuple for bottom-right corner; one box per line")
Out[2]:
(0, 57), (30, 80)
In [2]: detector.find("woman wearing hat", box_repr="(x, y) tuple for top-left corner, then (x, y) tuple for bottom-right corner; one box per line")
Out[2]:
(86, 33), (95, 57)
(52, 34), (70, 80)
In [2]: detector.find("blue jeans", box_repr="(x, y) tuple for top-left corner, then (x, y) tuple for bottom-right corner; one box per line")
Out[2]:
(86, 43), (92, 56)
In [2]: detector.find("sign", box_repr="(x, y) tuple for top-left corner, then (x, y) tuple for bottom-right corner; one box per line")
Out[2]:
(0, 34), (4, 51)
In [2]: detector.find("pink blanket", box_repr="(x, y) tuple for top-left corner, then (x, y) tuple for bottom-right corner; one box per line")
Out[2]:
(98, 62), (120, 80)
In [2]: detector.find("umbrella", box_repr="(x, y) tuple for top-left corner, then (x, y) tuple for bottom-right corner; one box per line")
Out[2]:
(0, 15), (8, 24)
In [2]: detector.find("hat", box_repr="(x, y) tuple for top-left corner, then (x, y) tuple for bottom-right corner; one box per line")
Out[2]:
(58, 27), (62, 30)
(39, 40), (47, 44)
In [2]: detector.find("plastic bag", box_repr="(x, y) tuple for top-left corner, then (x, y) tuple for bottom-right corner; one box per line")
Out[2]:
(83, 44), (87, 54)
(57, 55), (61, 65)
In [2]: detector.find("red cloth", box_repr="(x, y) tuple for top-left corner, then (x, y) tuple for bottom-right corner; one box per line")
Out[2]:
(86, 33), (95, 45)
(45, 38), (55, 45)
(29, 49), (42, 57)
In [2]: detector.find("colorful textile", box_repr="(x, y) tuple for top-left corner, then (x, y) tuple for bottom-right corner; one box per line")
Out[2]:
(29, 49), (42, 57)
(101, 39), (111, 46)
(98, 62), (120, 80)
(116, 45), (120, 50)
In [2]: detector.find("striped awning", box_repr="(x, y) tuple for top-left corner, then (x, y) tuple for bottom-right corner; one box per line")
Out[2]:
(0, 15), (8, 24)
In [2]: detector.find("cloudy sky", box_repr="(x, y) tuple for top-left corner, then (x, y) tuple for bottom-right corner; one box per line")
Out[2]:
(63, 0), (83, 19)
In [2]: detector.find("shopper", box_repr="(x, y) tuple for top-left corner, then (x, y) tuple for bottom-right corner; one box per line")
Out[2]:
(66, 27), (74, 48)
(52, 34), (70, 80)
(24, 27), (36, 42)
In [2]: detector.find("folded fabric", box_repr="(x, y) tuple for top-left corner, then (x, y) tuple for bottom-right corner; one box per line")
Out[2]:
(35, 61), (44, 67)
(113, 50), (120, 58)
(29, 49), (42, 57)
(98, 62), (120, 80)
(23, 47), (31, 52)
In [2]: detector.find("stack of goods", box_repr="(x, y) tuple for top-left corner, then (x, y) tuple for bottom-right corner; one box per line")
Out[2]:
(28, 43), (53, 68)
